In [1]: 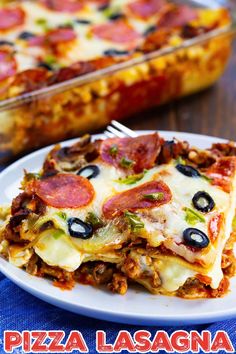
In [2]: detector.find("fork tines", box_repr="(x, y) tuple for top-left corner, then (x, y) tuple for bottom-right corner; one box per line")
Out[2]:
(104, 120), (137, 139)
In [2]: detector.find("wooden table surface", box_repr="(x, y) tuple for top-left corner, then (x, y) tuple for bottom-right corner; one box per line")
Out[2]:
(124, 41), (236, 141)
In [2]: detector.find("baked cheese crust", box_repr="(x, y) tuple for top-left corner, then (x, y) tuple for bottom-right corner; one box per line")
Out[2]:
(0, 0), (230, 100)
(0, 1), (231, 162)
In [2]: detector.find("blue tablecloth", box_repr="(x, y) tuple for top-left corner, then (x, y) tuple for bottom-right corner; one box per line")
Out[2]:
(0, 271), (235, 354)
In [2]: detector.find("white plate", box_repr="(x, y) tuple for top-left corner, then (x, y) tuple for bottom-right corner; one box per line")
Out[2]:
(0, 131), (236, 326)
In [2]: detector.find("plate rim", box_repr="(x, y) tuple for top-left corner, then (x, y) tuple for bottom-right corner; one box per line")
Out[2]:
(1, 130), (235, 326)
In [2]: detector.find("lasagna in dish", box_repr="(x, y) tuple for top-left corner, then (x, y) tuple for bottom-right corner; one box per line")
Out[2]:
(1, 133), (236, 298)
(0, 0), (232, 161)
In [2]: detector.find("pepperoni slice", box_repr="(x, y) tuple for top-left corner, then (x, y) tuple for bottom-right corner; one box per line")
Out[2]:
(103, 180), (171, 219)
(158, 5), (197, 28)
(92, 20), (141, 46)
(29, 28), (76, 47)
(208, 213), (223, 243)
(127, 0), (166, 19)
(32, 173), (94, 208)
(101, 133), (162, 173)
(47, 28), (77, 44)
(206, 157), (236, 193)
(0, 50), (17, 82)
(0, 7), (25, 31)
(40, 0), (84, 12)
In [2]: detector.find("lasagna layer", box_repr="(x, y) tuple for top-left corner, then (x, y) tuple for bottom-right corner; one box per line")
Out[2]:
(1, 134), (236, 297)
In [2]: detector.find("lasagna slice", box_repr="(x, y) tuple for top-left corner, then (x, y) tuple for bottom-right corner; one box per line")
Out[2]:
(1, 133), (236, 298)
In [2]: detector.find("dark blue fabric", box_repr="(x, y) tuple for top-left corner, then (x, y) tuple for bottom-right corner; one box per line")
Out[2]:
(0, 271), (235, 354)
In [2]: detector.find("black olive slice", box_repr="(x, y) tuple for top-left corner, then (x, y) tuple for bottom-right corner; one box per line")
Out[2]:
(0, 40), (14, 46)
(68, 217), (93, 239)
(192, 191), (215, 213)
(75, 19), (91, 25)
(103, 49), (129, 56)
(38, 62), (54, 71)
(176, 164), (201, 178)
(109, 13), (124, 21)
(183, 228), (209, 249)
(18, 31), (36, 40)
(77, 165), (100, 179)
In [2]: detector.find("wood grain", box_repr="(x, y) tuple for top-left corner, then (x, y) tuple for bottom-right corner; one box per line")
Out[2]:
(124, 41), (236, 141)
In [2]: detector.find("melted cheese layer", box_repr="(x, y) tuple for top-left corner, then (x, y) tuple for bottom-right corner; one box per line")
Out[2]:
(2, 0), (227, 70)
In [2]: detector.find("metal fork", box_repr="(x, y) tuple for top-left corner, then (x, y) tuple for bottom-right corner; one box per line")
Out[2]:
(103, 120), (137, 139)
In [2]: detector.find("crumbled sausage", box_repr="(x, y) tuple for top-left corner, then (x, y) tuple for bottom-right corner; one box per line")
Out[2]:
(42, 135), (101, 173)
(108, 273), (128, 295)
(26, 253), (39, 276)
(177, 278), (208, 298)
(39, 262), (74, 283)
(158, 139), (189, 164)
(93, 262), (114, 285)
(209, 277), (230, 298)
(122, 256), (141, 279)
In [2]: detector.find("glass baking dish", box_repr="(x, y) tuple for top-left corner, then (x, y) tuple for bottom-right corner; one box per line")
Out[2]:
(0, 0), (235, 163)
